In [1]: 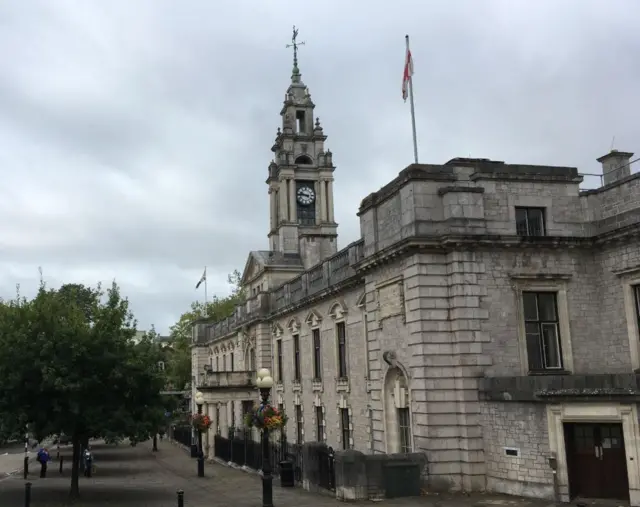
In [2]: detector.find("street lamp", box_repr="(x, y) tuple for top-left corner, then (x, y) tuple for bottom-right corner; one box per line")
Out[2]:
(256, 368), (274, 507)
(195, 391), (205, 478)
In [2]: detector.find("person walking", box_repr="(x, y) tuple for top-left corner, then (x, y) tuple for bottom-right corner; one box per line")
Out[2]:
(36, 447), (50, 478)
(83, 446), (93, 477)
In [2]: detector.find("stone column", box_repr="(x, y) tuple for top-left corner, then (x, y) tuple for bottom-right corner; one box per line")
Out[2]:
(279, 182), (288, 222)
(318, 179), (326, 222)
(219, 402), (228, 436)
(327, 180), (335, 222)
(289, 179), (297, 222)
(269, 188), (276, 230)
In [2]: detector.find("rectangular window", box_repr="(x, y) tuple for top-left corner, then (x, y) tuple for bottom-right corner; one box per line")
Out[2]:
(316, 406), (325, 443)
(398, 408), (411, 453)
(223, 354), (227, 371)
(293, 334), (301, 381)
(634, 285), (640, 333)
(296, 110), (306, 133)
(278, 403), (284, 414)
(336, 322), (348, 379)
(340, 408), (350, 450)
(522, 291), (563, 371)
(516, 207), (546, 236)
(230, 352), (234, 372)
(296, 405), (303, 444)
(215, 405), (220, 434)
(216, 356), (219, 371)
(277, 339), (284, 383)
(312, 329), (322, 380)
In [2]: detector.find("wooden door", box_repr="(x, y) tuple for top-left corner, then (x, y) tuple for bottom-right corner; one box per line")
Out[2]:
(564, 423), (629, 501)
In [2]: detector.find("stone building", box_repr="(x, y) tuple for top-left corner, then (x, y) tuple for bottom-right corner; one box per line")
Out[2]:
(191, 54), (640, 503)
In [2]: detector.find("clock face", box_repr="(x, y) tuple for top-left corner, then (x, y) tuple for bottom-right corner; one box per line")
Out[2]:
(297, 186), (315, 205)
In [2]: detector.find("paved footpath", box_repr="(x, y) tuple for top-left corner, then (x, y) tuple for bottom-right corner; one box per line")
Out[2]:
(0, 438), (558, 507)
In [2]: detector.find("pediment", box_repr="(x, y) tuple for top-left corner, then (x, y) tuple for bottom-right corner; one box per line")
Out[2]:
(305, 309), (323, 328)
(328, 300), (348, 320)
(272, 322), (284, 337)
(287, 317), (302, 333)
(356, 292), (366, 309)
(240, 252), (265, 286)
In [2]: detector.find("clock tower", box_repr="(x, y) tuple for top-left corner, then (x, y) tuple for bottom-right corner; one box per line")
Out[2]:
(267, 28), (338, 269)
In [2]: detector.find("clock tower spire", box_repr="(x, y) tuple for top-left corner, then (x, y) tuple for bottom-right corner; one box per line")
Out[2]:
(267, 27), (338, 269)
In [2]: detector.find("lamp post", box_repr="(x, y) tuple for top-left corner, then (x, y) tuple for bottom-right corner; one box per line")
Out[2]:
(256, 368), (274, 507)
(195, 391), (205, 478)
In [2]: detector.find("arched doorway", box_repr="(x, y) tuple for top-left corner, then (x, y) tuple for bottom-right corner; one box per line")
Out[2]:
(384, 367), (413, 454)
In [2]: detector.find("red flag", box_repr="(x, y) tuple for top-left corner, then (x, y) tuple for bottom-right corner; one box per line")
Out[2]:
(402, 46), (413, 102)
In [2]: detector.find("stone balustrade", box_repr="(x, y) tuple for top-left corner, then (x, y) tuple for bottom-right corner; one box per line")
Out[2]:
(197, 239), (364, 343)
(198, 370), (256, 390)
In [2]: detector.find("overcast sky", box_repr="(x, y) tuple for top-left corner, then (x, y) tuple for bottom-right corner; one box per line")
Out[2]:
(0, 0), (638, 334)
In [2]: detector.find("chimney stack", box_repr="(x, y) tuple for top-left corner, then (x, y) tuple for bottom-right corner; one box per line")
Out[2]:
(597, 149), (633, 186)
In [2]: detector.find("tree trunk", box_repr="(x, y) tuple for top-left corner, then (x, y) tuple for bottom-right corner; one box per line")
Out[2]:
(69, 438), (80, 501)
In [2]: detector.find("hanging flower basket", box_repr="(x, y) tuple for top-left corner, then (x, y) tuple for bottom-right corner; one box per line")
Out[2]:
(191, 413), (212, 432)
(244, 403), (288, 431)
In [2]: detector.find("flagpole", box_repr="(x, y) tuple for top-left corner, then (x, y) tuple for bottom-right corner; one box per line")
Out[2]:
(406, 35), (419, 164)
(203, 266), (208, 317)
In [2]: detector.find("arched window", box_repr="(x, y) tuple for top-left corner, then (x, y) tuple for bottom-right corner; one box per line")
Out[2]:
(295, 154), (313, 165)
(384, 367), (412, 453)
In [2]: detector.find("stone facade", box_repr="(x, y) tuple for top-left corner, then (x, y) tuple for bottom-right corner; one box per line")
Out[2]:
(191, 55), (640, 503)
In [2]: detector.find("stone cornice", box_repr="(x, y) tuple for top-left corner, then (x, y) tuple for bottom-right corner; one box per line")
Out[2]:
(358, 165), (457, 215)
(354, 226), (640, 274)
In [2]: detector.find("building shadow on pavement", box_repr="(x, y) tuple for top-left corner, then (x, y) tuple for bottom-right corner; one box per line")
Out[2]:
(0, 480), (172, 506)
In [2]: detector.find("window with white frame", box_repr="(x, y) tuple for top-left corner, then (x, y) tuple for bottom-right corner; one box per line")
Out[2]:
(340, 408), (351, 450)
(312, 328), (322, 381)
(522, 291), (562, 371)
(276, 339), (284, 383)
(293, 334), (301, 382)
(515, 207), (546, 236)
(634, 285), (640, 333)
(336, 322), (348, 379)
(315, 406), (325, 443)
(398, 408), (411, 453)
(295, 404), (303, 444)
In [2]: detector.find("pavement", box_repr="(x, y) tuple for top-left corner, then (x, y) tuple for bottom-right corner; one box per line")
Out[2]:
(0, 440), (59, 478)
(0, 438), (561, 507)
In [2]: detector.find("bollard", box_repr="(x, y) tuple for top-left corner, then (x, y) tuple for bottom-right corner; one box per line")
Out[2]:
(24, 482), (32, 507)
(59, 457), (63, 475)
(153, 434), (158, 452)
(177, 489), (184, 507)
(23, 456), (29, 479)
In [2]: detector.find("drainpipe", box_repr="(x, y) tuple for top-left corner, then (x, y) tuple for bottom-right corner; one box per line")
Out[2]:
(548, 453), (559, 505)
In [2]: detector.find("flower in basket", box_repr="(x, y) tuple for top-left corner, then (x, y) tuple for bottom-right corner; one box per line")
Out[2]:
(191, 413), (212, 432)
(244, 403), (288, 431)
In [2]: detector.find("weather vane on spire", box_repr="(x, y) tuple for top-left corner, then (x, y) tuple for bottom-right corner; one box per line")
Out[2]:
(286, 25), (305, 69)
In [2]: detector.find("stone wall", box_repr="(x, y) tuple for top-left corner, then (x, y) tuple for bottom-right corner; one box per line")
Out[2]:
(193, 157), (640, 500)
(482, 402), (554, 499)
(269, 285), (367, 451)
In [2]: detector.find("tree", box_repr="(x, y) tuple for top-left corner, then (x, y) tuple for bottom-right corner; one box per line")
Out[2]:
(0, 282), (166, 500)
(166, 270), (244, 391)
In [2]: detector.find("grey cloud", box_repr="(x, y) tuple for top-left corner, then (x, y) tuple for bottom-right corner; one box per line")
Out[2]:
(0, 0), (639, 332)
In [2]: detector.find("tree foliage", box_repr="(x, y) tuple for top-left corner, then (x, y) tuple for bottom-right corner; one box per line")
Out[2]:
(0, 281), (166, 500)
(166, 270), (244, 390)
